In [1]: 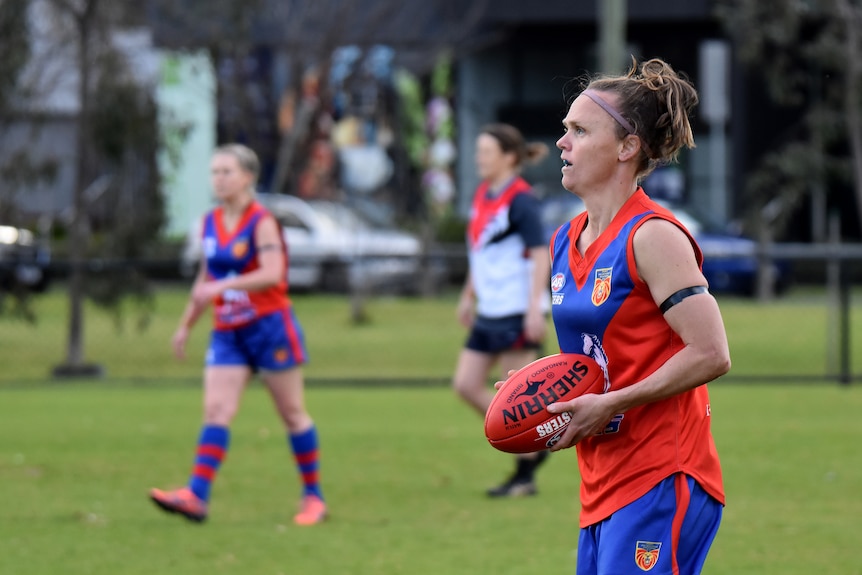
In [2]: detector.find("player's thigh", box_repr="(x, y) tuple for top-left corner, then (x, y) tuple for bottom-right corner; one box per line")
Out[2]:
(498, 348), (539, 380)
(453, 348), (497, 390)
(260, 367), (312, 432)
(203, 365), (252, 425)
(260, 367), (305, 412)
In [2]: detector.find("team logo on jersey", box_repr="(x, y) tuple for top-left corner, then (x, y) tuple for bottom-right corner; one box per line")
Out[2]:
(550, 273), (566, 292)
(204, 237), (217, 258)
(274, 348), (288, 363)
(231, 239), (249, 259)
(581, 332), (611, 393)
(591, 267), (612, 306)
(634, 541), (662, 571)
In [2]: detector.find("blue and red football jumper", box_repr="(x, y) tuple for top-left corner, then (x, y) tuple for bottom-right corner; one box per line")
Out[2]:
(549, 188), (724, 527)
(202, 201), (291, 330)
(185, 201), (322, 503)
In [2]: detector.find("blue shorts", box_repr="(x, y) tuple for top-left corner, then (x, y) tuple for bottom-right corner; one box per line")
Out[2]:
(577, 474), (722, 575)
(465, 314), (543, 354)
(206, 308), (308, 371)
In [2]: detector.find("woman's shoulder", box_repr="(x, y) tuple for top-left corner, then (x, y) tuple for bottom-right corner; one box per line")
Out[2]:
(510, 188), (538, 204)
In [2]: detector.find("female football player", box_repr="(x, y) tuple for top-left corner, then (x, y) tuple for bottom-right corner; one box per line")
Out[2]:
(149, 144), (326, 525)
(452, 123), (552, 497)
(546, 57), (731, 573)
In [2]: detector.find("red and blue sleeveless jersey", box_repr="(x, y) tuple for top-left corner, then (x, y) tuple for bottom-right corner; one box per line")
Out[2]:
(201, 201), (290, 330)
(549, 189), (724, 527)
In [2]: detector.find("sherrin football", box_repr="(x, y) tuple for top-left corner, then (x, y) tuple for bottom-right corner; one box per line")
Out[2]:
(484, 353), (605, 454)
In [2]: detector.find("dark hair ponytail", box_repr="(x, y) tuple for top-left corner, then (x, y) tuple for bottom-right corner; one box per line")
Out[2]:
(480, 123), (549, 168)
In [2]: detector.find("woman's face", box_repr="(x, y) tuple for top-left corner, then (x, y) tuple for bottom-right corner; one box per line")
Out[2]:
(210, 152), (254, 201)
(556, 92), (624, 195)
(475, 133), (516, 182)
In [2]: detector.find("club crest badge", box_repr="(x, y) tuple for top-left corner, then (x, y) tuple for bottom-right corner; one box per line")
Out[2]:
(231, 239), (249, 259)
(591, 267), (612, 306)
(634, 541), (661, 571)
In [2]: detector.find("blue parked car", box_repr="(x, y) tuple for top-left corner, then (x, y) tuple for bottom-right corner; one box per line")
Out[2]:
(539, 192), (791, 296)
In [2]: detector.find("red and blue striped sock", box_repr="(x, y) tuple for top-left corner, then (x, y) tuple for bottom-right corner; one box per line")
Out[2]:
(289, 426), (322, 499)
(188, 425), (229, 502)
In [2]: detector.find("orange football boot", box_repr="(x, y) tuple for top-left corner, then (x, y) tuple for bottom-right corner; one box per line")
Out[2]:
(149, 487), (208, 523)
(293, 494), (327, 526)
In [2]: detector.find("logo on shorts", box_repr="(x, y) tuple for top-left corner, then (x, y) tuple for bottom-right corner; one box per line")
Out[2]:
(274, 348), (288, 363)
(231, 239), (249, 259)
(634, 541), (662, 571)
(591, 267), (612, 306)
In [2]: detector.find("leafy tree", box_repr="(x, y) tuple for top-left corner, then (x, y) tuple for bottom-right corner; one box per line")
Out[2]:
(716, 0), (862, 239)
(0, 0), (57, 224)
(0, 0), (30, 113)
(84, 47), (165, 332)
(51, 0), (164, 375)
(0, 1), (166, 374)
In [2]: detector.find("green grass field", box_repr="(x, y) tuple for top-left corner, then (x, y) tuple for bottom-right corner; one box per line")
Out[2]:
(0, 286), (861, 574)
(0, 284), (860, 382)
(1, 384), (860, 574)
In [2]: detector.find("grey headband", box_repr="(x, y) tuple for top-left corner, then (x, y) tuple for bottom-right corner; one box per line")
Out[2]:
(582, 89), (635, 134)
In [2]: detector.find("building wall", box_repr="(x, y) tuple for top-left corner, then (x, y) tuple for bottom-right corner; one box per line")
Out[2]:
(454, 19), (736, 229)
(156, 51), (217, 238)
(455, 51), (514, 213)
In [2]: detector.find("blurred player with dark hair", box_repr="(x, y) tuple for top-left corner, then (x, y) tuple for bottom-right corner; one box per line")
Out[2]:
(453, 123), (552, 497)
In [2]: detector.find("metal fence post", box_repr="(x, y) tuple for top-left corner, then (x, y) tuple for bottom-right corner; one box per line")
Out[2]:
(838, 260), (851, 385)
(826, 213), (851, 384)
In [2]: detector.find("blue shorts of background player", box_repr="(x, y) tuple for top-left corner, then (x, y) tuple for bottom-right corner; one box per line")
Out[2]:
(207, 307), (308, 370)
(577, 473), (723, 574)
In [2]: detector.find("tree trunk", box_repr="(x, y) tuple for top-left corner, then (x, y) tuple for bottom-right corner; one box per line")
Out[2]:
(837, 0), (862, 231)
(53, 0), (103, 378)
(66, 8), (90, 368)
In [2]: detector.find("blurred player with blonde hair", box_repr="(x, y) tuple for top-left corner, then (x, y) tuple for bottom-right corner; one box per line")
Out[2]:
(150, 143), (326, 526)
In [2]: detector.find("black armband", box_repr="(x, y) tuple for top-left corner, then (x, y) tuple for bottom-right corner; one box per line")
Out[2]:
(659, 286), (708, 313)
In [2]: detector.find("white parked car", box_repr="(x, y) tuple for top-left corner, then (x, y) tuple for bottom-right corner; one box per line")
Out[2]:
(0, 224), (51, 293)
(181, 193), (437, 293)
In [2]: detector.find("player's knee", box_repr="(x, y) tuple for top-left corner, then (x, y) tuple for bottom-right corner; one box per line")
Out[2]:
(204, 400), (239, 425)
(454, 377), (489, 408)
(282, 409), (312, 432)
(452, 376), (473, 399)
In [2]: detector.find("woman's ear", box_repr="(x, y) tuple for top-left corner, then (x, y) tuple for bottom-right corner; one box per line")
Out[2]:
(618, 134), (642, 162)
(505, 150), (520, 169)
